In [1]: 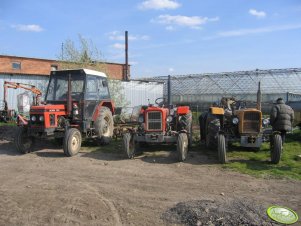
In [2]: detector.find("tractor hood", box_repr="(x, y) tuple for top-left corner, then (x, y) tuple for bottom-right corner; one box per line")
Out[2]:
(30, 104), (66, 113)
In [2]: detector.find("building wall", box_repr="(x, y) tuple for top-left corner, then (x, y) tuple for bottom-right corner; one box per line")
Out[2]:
(0, 74), (49, 111)
(105, 63), (125, 80)
(0, 55), (57, 76)
(0, 55), (128, 80)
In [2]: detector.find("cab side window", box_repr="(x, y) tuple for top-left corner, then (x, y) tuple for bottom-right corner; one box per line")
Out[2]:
(86, 76), (98, 100)
(97, 77), (110, 99)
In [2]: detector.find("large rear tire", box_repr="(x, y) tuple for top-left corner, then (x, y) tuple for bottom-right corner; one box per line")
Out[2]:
(217, 134), (227, 164)
(179, 111), (192, 147)
(15, 126), (34, 154)
(123, 133), (135, 159)
(63, 128), (82, 157)
(94, 107), (114, 145)
(271, 134), (282, 164)
(177, 133), (188, 162)
(206, 118), (220, 149)
(199, 112), (208, 143)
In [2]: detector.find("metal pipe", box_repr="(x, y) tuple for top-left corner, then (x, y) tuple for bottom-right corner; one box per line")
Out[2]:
(256, 81), (261, 111)
(3, 82), (8, 111)
(167, 75), (172, 109)
(67, 74), (72, 116)
(125, 31), (129, 81)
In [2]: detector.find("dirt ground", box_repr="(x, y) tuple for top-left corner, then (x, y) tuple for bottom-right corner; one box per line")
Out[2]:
(0, 126), (300, 226)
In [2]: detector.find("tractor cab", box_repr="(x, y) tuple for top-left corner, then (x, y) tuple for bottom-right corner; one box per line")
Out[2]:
(45, 69), (111, 119)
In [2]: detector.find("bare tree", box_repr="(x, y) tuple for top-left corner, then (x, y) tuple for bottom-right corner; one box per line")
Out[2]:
(57, 35), (129, 108)
(58, 34), (107, 72)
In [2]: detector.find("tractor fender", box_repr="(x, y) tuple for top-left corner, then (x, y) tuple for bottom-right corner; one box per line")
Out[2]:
(92, 101), (115, 121)
(177, 106), (190, 115)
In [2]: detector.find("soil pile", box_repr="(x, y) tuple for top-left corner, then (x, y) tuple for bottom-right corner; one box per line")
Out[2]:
(162, 198), (280, 226)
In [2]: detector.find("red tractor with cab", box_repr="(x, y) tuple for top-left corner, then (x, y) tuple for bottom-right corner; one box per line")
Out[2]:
(14, 69), (114, 156)
(123, 75), (192, 161)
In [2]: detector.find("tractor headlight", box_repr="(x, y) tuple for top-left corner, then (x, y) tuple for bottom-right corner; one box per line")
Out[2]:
(167, 115), (173, 123)
(138, 114), (144, 123)
(39, 115), (44, 122)
(232, 117), (239, 125)
(262, 118), (269, 126)
(31, 115), (36, 122)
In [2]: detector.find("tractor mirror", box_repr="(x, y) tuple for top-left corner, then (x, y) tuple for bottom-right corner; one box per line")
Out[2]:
(102, 80), (108, 87)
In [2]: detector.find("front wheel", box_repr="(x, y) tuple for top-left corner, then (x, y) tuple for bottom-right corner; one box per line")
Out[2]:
(217, 134), (227, 164)
(63, 128), (82, 157)
(15, 126), (35, 154)
(271, 134), (282, 164)
(177, 133), (188, 162)
(123, 133), (135, 159)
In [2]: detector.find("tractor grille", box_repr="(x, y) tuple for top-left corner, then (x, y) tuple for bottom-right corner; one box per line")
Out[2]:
(147, 111), (162, 131)
(242, 111), (260, 133)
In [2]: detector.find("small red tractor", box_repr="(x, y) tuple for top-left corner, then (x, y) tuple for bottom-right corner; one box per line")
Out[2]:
(122, 75), (192, 161)
(14, 69), (114, 156)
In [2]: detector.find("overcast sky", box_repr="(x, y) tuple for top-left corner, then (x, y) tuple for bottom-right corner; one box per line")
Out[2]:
(0, 0), (300, 78)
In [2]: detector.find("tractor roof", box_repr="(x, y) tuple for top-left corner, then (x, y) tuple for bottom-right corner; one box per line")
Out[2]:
(52, 68), (107, 78)
(82, 69), (107, 78)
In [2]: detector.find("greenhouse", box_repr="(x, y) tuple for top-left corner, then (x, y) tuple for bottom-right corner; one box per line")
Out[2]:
(140, 68), (301, 113)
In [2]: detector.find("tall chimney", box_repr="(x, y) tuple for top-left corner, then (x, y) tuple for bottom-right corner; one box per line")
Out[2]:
(125, 31), (129, 81)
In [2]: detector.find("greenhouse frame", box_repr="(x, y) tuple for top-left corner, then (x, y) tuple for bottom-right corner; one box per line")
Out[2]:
(139, 68), (301, 113)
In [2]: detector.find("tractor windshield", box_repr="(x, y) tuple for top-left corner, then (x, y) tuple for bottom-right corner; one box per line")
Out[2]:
(46, 73), (85, 101)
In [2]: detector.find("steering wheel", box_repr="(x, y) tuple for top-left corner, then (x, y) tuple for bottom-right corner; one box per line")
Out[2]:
(155, 97), (165, 106)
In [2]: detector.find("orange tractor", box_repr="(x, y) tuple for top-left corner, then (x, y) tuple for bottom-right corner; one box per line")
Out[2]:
(122, 75), (192, 161)
(14, 69), (114, 156)
(200, 82), (281, 164)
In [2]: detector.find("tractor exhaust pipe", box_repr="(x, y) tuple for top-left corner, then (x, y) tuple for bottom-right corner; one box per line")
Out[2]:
(167, 75), (172, 109)
(256, 81), (261, 111)
(67, 74), (72, 116)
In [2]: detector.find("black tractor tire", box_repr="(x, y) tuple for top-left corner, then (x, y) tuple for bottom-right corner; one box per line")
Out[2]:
(179, 111), (193, 147)
(94, 107), (114, 145)
(206, 118), (220, 149)
(15, 126), (35, 154)
(123, 133), (135, 159)
(199, 112), (208, 143)
(63, 128), (82, 157)
(177, 133), (189, 162)
(271, 134), (282, 164)
(217, 134), (227, 164)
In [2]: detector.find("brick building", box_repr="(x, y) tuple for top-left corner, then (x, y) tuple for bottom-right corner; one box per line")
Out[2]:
(0, 55), (129, 79)
(0, 55), (130, 110)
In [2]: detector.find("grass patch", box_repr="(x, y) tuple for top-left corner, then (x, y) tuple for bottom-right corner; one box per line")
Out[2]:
(223, 130), (301, 180)
(81, 138), (123, 153)
(0, 122), (16, 126)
